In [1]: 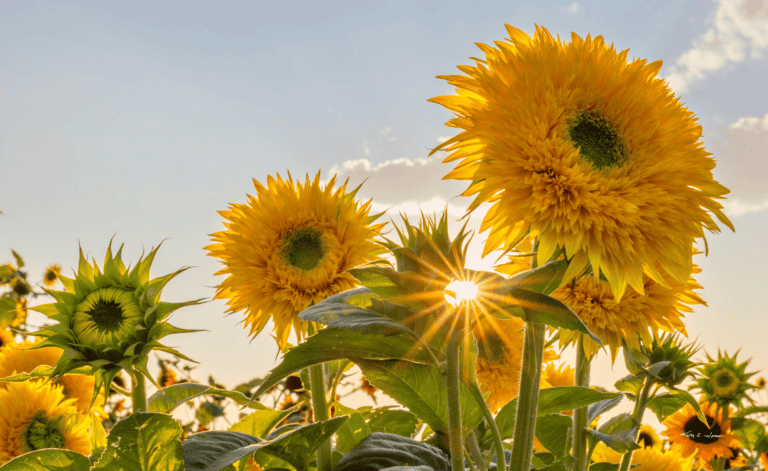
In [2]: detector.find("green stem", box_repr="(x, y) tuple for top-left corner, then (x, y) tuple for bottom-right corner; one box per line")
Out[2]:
(466, 430), (487, 471)
(618, 379), (653, 471)
(469, 380), (506, 471)
(572, 336), (591, 471)
(445, 308), (465, 471)
(309, 363), (332, 471)
(131, 370), (146, 413)
(508, 321), (545, 471)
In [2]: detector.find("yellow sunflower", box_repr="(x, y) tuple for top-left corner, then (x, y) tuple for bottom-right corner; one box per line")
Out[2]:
(0, 330), (14, 350)
(0, 380), (91, 465)
(636, 424), (663, 450)
(205, 171), (386, 350)
(158, 365), (177, 388)
(627, 446), (694, 471)
(541, 362), (575, 389)
(755, 377), (766, 389)
(43, 264), (62, 287)
(662, 400), (740, 466)
(472, 314), (558, 413)
(0, 338), (106, 418)
(761, 451), (768, 469)
(428, 24), (733, 301)
(591, 442), (623, 464)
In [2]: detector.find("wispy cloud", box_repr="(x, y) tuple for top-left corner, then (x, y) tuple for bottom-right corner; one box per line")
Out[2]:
(664, 0), (768, 94)
(561, 2), (584, 14)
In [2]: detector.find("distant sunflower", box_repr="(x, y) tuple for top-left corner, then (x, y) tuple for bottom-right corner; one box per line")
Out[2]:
(0, 338), (106, 418)
(429, 24), (733, 301)
(755, 377), (766, 389)
(636, 424), (662, 450)
(761, 451), (768, 469)
(0, 330), (14, 350)
(43, 264), (62, 287)
(693, 348), (757, 412)
(541, 362), (575, 389)
(0, 380), (91, 465)
(662, 400), (740, 466)
(205, 171), (386, 350)
(158, 365), (177, 388)
(472, 315), (557, 413)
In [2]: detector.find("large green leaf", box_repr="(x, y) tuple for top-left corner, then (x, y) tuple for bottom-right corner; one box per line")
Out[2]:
(229, 407), (299, 439)
(182, 417), (347, 471)
(147, 382), (266, 413)
(251, 329), (436, 399)
(364, 407), (419, 437)
(494, 387), (621, 440)
(0, 450), (91, 471)
(355, 358), (484, 435)
(647, 393), (687, 422)
(91, 412), (185, 471)
(535, 414), (572, 459)
(587, 395), (624, 425)
(333, 402), (371, 454)
(587, 413), (640, 454)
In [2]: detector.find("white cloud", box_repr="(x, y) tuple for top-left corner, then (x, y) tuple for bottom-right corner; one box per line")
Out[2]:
(561, 2), (583, 14)
(706, 111), (768, 206)
(664, 0), (768, 94)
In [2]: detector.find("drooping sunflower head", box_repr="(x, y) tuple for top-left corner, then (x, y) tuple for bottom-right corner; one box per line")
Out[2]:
(205, 171), (387, 350)
(429, 23), (734, 302)
(639, 332), (701, 389)
(0, 380), (91, 465)
(662, 400), (740, 467)
(29, 236), (207, 410)
(43, 264), (62, 287)
(693, 348), (757, 410)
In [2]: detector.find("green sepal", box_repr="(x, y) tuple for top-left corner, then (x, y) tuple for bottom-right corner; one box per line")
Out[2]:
(25, 334), (71, 350)
(58, 273), (76, 294)
(149, 321), (208, 341)
(145, 298), (208, 325)
(103, 237), (128, 285)
(28, 301), (69, 320)
(39, 288), (78, 309)
(134, 356), (164, 392)
(140, 266), (193, 310)
(152, 345), (199, 364)
(59, 346), (88, 363)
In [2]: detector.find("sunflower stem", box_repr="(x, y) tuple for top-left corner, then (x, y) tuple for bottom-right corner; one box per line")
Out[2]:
(508, 320), (545, 471)
(466, 430), (486, 471)
(445, 306), (466, 471)
(618, 379), (653, 471)
(309, 362), (332, 471)
(469, 379), (506, 471)
(572, 336), (591, 471)
(131, 371), (147, 413)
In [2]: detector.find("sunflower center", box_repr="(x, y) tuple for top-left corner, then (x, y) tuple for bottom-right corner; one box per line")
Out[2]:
(637, 432), (654, 448)
(713, 369), (736, 388)
(568, 110), (627, 170)
(24, 412), (65, 451)
(280, 226), (326, 271)
(74, 287), (143, 352)
(683, 415), (722, 444)
(87, 298), (125, 331)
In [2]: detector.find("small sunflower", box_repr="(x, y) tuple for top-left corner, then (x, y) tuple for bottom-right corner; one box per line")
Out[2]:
(43, 264), (62, 287)
(541, 362), (575, 389)
(718, 446), (746, 470)
(636, 424), (662, 450)
(158, 365), (177, 388)
(0, 330), (14, 350)
(662, 400), (740, 466)
(429, 24), (733, 301)
(360, 376), (376, 397)
(29, 237), (207, 410)
(205, 171), (386, 351)
(0, 380), (91, 465)
(755, 377), (766, 389)
(472, 315), (558, 413)
(761, 451), (768, 469)
(693, 348), (757, 412)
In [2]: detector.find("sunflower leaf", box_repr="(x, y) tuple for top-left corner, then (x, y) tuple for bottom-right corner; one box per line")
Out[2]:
(588, 395), (624, 425)
(91, 412), (185, 471)
(182, 417), (347, 471)
(0, 449), (91, 470)
(148, 382), (266, 414)
(663, 386), (707, 424)
(504, 259), (569, 295)
(647, 393), (687, 422)
(614, 374), (644, 397)
(589, 413), (640, 454)
(10, 249), (24, 268)
(535, 414), (572, 459)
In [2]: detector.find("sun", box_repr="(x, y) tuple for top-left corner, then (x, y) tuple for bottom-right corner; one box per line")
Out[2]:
(445, 280), (479, 306)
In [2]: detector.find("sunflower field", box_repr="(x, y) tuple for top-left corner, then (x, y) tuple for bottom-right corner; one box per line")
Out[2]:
(2, 23), (767, 471)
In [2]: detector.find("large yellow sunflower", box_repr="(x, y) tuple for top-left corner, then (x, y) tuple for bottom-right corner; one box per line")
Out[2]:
(0, 338), (106, 418)
(0, 330), (14, 350)
(428, 24), (733, 301)
(592, 441), (693, 470)
(205, 171), (386, 350)
(662, 400), (740, 467)
(0, 380), (91, 465)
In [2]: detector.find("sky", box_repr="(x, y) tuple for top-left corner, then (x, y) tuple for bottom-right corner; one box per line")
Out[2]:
(2, 0), (767, 432)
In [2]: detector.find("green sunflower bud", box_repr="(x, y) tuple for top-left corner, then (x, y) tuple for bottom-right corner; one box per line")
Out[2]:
(29, 236), (208, 411)
(692, 348), (758, 411)
(639, 333), (700, 388)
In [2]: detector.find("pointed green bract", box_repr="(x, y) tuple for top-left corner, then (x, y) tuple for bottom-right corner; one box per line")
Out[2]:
(28, 235), (208, 413)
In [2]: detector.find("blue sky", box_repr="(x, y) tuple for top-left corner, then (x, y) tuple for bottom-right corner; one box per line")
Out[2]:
(2, 0), (767, 429)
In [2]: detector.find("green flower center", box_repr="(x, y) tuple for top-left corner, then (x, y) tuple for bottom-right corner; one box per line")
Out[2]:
(568, 110), (628, 170)
(683, 415), (722, 445)
(73, 287), (143, 352)
(712, 368), (740, 396)
(280, 226), (326, 271)
(24, 412), (65, 451)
